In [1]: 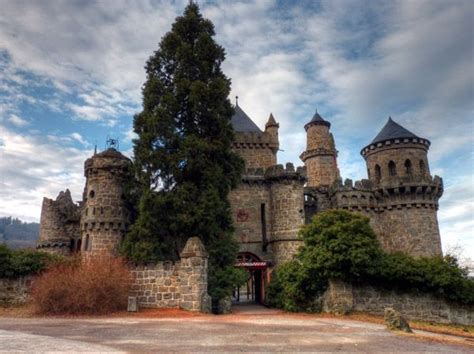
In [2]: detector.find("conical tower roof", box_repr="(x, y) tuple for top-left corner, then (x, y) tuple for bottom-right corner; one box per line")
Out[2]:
(304, 109), (330, 130)
(370, 117), (419, 145)
(231, 105), (262, 133)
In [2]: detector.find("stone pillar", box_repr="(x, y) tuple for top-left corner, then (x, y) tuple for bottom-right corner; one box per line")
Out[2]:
(179, 237), (211, 313)
(322, 279), (354, 315)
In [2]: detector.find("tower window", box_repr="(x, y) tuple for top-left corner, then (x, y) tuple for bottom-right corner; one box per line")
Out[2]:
(261, 204), (267, 252)
(420, 160), (426, 176)
(84, 234), (90, 251)
(374, 164), (381, 182)
(89, 190), (95, 199)
(388, 161), (397, 176)
(404, 159), (412, 175)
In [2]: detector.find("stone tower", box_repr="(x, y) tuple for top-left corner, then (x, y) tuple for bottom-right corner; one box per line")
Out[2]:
(80, 148), (131, 257)
(37, 189), (81, 255)
(360, 117), (443, 257)
(266, 163), (306, 265)
(300, 110), (340, 188)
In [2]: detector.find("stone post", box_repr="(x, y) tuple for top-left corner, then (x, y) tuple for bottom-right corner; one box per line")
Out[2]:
(178, 237), (211, 313)
(322, 279), (354, 315)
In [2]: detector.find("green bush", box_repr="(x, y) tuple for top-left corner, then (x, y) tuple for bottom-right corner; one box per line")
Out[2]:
(0, 244), (63, 278)
(266, 210), (474, 311)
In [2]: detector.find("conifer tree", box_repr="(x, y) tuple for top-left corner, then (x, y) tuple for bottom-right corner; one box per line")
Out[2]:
(121, 3), (245, 299)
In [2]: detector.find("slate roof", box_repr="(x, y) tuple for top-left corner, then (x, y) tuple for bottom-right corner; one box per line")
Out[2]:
(305, 110), (330, 129)
(231, 105), (262, 133)
(370, 117), (419, 144)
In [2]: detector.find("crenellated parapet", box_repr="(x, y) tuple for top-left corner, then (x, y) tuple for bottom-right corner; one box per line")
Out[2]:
(265, 163), (306, 182)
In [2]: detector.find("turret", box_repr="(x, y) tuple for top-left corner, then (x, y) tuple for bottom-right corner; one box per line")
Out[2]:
(360, 117), (443, 257)
(80, 148), (131, 257)
(264, 113), (279, 153)
(266, 163), (306, 265)
(300, 110), (340, 188)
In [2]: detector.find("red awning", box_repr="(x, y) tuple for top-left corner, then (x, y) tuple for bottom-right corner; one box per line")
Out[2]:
(235, 261), (270, 269)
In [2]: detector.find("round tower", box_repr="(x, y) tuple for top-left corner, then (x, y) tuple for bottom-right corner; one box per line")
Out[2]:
(266, 163), (306, 265)
(361, 117), (443, 257)
(80, 148), (131, 257)
(300, 110), (340, 188)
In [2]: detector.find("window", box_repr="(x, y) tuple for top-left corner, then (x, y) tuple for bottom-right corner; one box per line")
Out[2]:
(374, 164), (381, 182)
(84, 234), (90, 251)
(261, 204), (267, 252)
(388, 161), (397, 176)
(404, 159), (412, 175)
(89, 190), (95, 199)
(420, 160), (426, 176)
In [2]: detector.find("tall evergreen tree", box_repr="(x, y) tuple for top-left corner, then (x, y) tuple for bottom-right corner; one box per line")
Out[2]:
(121, 3), (245, 299)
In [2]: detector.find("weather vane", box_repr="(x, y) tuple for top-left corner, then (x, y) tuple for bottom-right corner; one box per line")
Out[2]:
(105, 136), (119, 151)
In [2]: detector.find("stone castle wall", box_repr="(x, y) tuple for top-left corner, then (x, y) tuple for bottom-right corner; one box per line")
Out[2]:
(37, 190), (81, 254)
(0, 277), (31, 306)
(376, 206), (442, 257)
(130, 237), (210, 312)
(229, 180), (271, 260)
(363, 142), (430, 186)
(323, 280), (473, 326)
(233, 146), (277, 170)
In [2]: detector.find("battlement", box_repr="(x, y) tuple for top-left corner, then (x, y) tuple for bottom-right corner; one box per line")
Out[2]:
(331, 175), (443, 212)
(265, 163), (306, 182)
(361, 137), (430, 157)
(84, 148), (130, 176)
(233, 131), (278, 148)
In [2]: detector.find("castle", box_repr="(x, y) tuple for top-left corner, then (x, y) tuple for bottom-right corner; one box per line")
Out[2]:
(37, 105), (444, 274)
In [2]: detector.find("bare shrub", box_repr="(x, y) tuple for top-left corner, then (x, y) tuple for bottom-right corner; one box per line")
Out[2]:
(31, 255), (132, 314)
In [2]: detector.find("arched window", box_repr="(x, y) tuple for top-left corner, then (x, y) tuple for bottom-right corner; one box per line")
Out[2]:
(374, 164), (381, 182)
(404, 159), (412, 175)
(89, 190), (95, 199)
(388, 161), (397, 176)
(420, 160), (426, 176)
(76, 238), (82, 252)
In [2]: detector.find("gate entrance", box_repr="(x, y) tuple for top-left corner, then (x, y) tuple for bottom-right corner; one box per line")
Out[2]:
(233, 252), (271, 304)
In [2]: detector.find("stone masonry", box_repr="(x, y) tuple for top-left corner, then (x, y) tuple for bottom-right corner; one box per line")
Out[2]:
(323, 280), (473, 326)
(129, 237), (210, 312)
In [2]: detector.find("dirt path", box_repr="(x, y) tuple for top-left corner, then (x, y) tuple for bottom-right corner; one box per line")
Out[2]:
(0, 306), (471, 352)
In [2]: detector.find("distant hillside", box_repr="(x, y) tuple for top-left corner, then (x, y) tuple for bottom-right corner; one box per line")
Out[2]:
(0, 217), (39, 249)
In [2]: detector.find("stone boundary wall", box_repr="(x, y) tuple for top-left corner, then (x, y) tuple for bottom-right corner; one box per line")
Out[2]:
(0, 276), (31, 306)
(129, 237), (210, 312)
(323, 280), (473, 326)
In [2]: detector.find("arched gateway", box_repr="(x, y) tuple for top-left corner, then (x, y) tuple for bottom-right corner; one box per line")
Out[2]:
(234, 252), (271, 304)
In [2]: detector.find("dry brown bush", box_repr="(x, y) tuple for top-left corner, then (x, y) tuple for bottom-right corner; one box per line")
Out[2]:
(31, 255), (132, 314)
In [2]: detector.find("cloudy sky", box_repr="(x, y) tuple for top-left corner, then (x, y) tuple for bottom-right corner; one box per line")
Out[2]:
(0, 0), (472, 257)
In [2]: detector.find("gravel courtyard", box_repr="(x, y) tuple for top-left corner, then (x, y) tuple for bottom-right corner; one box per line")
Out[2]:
(0, 305), (471, 352)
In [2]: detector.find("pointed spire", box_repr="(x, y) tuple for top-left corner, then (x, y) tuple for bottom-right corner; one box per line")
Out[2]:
(304, 108), (330, 130)
(265, 113), (279, 129)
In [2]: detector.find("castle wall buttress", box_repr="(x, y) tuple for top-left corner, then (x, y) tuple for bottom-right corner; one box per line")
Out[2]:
(229, 180), (271, 260)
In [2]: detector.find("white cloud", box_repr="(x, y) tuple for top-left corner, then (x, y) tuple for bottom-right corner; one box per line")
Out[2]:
(0, 124), (89, 221)
(8, 113), (29, 127)
(70, 132), (88, 146)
